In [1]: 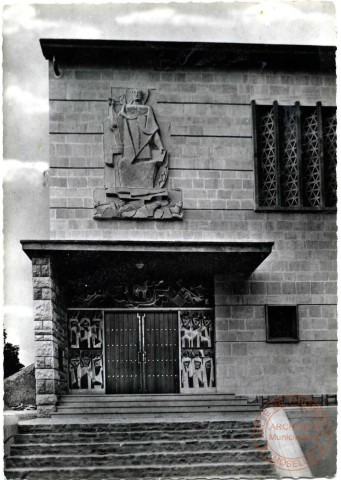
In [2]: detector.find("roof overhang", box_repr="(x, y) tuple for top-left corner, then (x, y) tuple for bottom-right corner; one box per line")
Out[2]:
(39, 39), (336, 73)
(21, 240), (273, 277)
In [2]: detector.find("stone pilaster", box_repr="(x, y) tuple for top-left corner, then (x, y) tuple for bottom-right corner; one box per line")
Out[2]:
(32, 256), (68, 417)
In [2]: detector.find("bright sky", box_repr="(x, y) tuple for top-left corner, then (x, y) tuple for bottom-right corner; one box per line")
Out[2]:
(2, 1), (337, 365)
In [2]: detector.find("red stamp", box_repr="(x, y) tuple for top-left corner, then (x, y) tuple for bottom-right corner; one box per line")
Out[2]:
(253, 394), (331, 472)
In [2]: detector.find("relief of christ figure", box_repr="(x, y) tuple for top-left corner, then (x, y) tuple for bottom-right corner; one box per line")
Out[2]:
(95, 87), (183, 220)
(104, 89), (168, 190)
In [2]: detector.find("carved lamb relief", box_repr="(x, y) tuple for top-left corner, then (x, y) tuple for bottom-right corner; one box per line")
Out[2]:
(94, 88), (183, 220)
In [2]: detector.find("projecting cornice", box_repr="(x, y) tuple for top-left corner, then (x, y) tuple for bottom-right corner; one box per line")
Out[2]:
(21, 239), (274, 277)
(40, 39), (336, 73)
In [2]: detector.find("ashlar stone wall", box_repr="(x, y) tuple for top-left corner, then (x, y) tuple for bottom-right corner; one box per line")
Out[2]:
(45, 58), (337, 397)
(33, 257), (68, 416)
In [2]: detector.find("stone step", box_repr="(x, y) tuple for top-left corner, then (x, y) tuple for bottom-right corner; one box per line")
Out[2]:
(58, 397), (250, 408)
(11, 438), (266, 455)
(18, 420), (260, 433)
(49, 414), (262, 422)
(58, 399), (250, 407)
(59, 394), (239, 402)
(53, 405), (259, 415)
(4, 462), (276, 479)
(14, 428), (262, 444)
(6, 449), (271, 468)
(51, 414), (261, 422)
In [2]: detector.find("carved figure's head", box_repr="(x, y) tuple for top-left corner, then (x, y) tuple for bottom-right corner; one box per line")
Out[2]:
(194, 358), (202, 370)
(192, 316), (201, 330)
(203, 316), (212, 328)
(131, 89), (143, 103)
(181, 314), (190, 329)
(80, 317), (90, 331)
(205, 360), (212, 371)
(183, 360), (191, 370)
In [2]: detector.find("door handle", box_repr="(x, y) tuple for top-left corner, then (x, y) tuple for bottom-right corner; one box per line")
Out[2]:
(141, 314), (146, 362)
(137, 313), (147, 364)
(137, 313), (147, 392)
(137, 351), (147, 364)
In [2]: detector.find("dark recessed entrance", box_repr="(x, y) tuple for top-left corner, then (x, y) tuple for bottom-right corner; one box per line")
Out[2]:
(105, 312), (179, 394)
(21, 240), (274, 399)
(68, 308), (215, 395)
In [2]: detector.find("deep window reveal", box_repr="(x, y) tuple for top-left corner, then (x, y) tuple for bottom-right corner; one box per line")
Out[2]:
(265, 305), (299, 343)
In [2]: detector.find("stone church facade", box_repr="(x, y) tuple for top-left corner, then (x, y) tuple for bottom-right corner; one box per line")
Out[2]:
(22, 40), (336, 416)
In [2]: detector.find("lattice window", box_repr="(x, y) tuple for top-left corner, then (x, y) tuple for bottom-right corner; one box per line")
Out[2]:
(253, 101), (337, 211)
(323, 109), (337, 207)
(302, 109), (321, 207)
(281, 107), (299, 207)
(258, 107), (277, 207)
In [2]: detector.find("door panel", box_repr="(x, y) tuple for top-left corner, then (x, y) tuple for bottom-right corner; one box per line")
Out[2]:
(105, 311), (179, 394)
(105, 313), (140, 394)
(145, 312), (179, 394)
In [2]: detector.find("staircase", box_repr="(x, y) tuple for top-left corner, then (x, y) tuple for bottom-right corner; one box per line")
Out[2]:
(5, 395), (278, 479)
(5, 419), (276, 479)
(53, 393), (261, 416)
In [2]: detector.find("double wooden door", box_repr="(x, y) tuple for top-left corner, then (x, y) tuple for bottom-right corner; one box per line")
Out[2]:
(105, 312), (179, 394)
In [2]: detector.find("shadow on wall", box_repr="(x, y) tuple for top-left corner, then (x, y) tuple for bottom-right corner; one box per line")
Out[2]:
(4, 364), (36, 408)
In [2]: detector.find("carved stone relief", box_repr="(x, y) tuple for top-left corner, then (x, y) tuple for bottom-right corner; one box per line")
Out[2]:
(94, 88), (183, 220)
(181, 350), (215, 389)
(180, 311), (215, 391)
(68, 312), (104, 390)
(71, 277), (212, 308)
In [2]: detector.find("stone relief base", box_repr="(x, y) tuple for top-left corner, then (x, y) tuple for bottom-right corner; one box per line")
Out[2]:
(94, 187), (183, 220)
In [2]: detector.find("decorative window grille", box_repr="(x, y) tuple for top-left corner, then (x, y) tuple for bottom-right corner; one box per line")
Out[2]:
(252, 101), (337, 210)
(323, 108), (337, 207)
